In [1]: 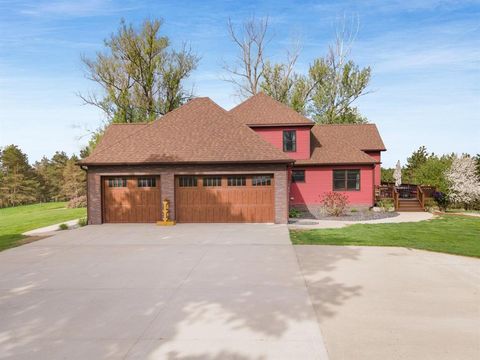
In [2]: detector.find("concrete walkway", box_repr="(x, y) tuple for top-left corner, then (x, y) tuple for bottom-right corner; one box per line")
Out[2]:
(289, 211), (435, 229)
(22, 219), (80, 236)
(0, 224), (328, 360)
(448, 212), (480, 217)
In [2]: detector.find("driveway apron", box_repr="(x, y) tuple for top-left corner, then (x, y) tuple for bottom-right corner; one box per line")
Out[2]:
(0, 224), (329, 360)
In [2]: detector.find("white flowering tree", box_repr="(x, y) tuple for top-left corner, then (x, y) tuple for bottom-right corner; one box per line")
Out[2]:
(445, 155), (480, 207)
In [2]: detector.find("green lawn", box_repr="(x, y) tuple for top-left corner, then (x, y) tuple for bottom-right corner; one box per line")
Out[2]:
(290, 215), (480, 258)
(0, 203), (86, 252)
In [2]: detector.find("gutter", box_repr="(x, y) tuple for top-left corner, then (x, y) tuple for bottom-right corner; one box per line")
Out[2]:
(247, 123), (314, 128)
(77, 159), (295, 166)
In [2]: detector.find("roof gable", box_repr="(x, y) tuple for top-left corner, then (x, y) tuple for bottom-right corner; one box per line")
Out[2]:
(81, 97), (293, 165)
(229, 92), (312, 125)
(294, 124), (384, 165)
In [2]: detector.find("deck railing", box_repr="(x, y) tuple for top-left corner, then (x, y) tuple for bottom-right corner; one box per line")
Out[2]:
(375, 183), (435, 210)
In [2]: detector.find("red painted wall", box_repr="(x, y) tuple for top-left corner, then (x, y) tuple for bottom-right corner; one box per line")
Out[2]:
(365, 151), (381, 186)
(253, 126), (311, 160)
(290, 165), (375, 206)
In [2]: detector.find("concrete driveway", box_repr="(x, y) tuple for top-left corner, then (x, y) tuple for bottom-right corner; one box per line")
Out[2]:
(296, 245), (480, 360)
(0, 224), (328, 360)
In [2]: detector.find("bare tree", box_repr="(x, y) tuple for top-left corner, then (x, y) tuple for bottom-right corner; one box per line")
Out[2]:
(309, 17), (372, 123)
(260, 39), (311, 113)
(223, 17), (270, 98)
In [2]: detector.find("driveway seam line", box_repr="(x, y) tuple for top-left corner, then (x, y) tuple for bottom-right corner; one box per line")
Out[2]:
(292, 244), (331, 360)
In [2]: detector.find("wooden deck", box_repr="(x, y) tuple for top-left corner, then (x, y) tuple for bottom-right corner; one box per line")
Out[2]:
(375, 184), (435, 212)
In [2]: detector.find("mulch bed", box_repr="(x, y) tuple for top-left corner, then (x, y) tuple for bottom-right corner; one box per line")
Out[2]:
(290, 210), (400, 223)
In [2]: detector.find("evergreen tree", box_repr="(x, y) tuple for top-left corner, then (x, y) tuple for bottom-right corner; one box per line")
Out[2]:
(0, 145), (39, 207)
(404, 146), (429, 183)
(62, 156), (86, 200)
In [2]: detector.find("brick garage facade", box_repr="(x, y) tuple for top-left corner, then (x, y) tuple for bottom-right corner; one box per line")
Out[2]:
(85, 163), (289, 225)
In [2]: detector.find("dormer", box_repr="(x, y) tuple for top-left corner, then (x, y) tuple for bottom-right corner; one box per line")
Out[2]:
(229, 93), (314, 160)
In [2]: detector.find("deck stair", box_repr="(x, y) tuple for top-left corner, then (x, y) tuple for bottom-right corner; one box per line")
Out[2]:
(397, 198), (424, 212)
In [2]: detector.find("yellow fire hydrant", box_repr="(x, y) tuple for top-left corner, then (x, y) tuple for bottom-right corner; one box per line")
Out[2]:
(157, 199), (176, 226)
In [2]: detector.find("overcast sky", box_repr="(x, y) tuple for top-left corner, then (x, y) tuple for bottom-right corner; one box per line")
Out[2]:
(0, 0), (479, 167)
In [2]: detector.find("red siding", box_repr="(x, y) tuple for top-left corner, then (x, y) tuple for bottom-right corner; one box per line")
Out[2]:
(365, 151), (381, 186)
(290, 165), (375, 206)
(253, 127), (311, 160)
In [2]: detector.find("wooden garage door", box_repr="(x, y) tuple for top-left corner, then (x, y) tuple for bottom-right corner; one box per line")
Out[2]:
(175, 175), (274, 223)
(103, 176), (161, 223)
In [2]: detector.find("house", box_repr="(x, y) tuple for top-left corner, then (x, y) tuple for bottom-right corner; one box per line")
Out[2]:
(79, 93), (386, 224)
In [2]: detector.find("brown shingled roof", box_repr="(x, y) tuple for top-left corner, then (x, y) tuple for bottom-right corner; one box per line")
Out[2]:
(294, 124), (382, 165)
(93, 123), (149, 153)
(80, 97), (293, 165)
(316, 124), (386, 151)
(229, 92), (313, 125)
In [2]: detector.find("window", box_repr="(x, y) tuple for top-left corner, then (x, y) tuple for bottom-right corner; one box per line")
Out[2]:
(203, 176), (222, 187)
(179, 176), (198, 187)
(283, 130), (296, 152)
(227, 176), (246, 186)
(108, 178), (127, 187)
(333, 170), (360, 191)
(137, 177), (156, 187)
(252, 175), (272, 186)
(291, 170), (305, 183)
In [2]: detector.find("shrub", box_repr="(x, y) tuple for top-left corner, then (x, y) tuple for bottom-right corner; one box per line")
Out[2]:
(350, 208), (358, 213)
(377, 199), (394, 211)
(320, 192), (349, 217)
(289, 208), (302, 218)
(424, 198), (437, 212)
(78, 217), (88, 227)
(433, 191), (449, 211)
(67, 195), (87, 208)
(58, 223), (68, 230)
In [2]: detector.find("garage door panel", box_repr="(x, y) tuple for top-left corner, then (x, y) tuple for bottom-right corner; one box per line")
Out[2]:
(103, 176), (161, 223)
(175, 175), (274, 223)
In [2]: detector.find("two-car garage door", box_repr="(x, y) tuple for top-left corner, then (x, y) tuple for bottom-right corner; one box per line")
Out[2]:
(175, 175), (274, 223)
(102, 174), (274, 223)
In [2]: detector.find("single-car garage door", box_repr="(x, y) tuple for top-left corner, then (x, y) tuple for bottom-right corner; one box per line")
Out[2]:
(103, 176), (161, 223)
(175, 174), (274, 223)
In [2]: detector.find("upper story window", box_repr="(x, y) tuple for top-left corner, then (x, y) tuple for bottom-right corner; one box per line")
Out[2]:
(138, 177), (156, 187)
(203, 176), (222, 187)
(333, 170), (360, 191)
(179, 176), (198, 187)
(283, 130), (296, 152)
(108, 178), (127, 187)
(291, 170), (305, 183)
(227, 176), (246, 186)
(252, 175), (272, 186)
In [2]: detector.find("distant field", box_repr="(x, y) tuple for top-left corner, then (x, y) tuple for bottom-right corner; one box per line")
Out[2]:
(0, 203), (86, 252)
